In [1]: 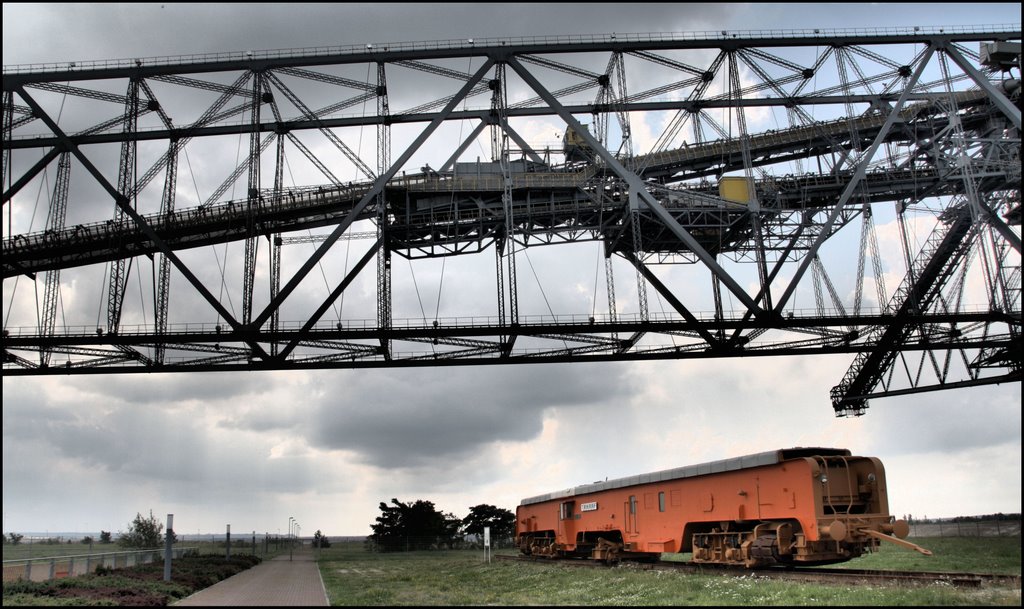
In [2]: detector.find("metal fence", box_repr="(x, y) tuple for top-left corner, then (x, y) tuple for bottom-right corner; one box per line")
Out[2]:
(2, 546), (196, 583)
(908, 520), (1021, 538)
(361, 536), (516, 552)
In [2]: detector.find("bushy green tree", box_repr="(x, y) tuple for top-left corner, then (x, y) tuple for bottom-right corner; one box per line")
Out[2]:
(461, 504), (516, 543)
(312, 530), (331, 548)
(368, 498), (460, 552)
(118, 511), (175, 549)
(99, 531), (112, 544)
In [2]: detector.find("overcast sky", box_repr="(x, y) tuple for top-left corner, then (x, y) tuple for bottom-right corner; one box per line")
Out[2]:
(3, 3), (1020, 540)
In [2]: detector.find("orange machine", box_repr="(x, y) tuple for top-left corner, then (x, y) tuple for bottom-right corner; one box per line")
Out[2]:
(515, 447), (930, 567)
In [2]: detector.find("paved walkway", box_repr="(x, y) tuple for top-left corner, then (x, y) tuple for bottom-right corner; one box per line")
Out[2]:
(174, 547), (329, 606)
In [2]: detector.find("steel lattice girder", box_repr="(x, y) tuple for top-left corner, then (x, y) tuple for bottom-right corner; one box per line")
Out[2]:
(2, 27), (1021, 413)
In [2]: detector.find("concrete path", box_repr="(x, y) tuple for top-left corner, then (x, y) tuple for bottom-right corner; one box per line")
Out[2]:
(174, 547), (329, 606)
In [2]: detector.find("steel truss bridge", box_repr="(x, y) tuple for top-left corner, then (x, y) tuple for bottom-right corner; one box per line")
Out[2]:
(2, 26), (1021, 416)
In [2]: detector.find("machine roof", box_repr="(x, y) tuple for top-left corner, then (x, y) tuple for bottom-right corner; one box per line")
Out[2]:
(519, 447), (851, 506)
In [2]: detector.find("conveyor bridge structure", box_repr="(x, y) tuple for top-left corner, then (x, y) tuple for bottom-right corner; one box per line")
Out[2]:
(2, 26), (1020, 415)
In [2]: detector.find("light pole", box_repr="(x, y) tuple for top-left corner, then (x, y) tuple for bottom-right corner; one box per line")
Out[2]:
(288, 517), (294, 561)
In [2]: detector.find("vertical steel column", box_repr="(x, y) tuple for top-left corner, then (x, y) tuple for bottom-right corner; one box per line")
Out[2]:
(711, 257), (725, 340)
(39, 152), (70, 367)
(107, 78), (140, 334)
(154, 141), (178, 365)
(853, 206), (871, 316)
(494, 63), (519, 325)
(495, 237), (506, 327)
(242, 71), (265, 328)
(604, 254), (618, 340)
(376, 61), (393, 359)
(612, 52), (634, 163)
(835, 47), (864, 160)
(629, 203), (649, 321)
(593, 56), (613, 149)
(270, 133), (285, 357)
(2, 90), (11, 199)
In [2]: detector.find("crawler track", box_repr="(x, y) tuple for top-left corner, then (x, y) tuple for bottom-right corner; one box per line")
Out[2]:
(496, 554), (1021, 589)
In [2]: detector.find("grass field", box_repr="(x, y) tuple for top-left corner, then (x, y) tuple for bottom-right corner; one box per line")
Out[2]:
(317, 537), (1021, 606)
(660, 535), (1022, 575)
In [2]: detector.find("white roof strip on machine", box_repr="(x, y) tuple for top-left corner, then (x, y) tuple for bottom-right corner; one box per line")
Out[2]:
(519, 447), (851, 506)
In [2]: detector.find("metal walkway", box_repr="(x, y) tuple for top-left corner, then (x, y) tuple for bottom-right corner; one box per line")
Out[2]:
(173, 548), (329, 607)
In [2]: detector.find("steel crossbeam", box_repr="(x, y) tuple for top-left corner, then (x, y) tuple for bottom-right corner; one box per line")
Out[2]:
(2, 27), (1020, 413)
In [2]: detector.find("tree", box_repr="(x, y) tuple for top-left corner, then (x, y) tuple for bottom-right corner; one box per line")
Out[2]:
(118, 510), (175, 549)
(312, 530), (331, 548)
(7, 532), (24, 545)
(81, 536), (95, 544)
(99, 531), (112, 544)
(369, 498), (460, 552)
(461, 504), (516, 544)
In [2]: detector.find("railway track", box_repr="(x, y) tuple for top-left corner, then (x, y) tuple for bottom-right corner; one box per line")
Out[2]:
(495, 554), (1021, 589)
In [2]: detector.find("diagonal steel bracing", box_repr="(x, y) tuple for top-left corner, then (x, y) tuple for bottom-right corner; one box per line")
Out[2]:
(2, 27), (1019, 412)
(506, 54), (765, 317)
(12, 86), (270, 360)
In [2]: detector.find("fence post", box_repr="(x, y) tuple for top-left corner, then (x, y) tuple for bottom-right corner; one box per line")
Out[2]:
(49, 558), (56, 581)
(252, 531), (256, 557)
(164, 514), (174, 582)
(225, 525), (231, 560)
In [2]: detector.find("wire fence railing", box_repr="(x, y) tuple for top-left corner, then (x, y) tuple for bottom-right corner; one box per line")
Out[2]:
(3, 520), (1016, 582)
(362, 535), (516, 553)
(1, 532), (303, 583)
(908, 519), (1021, 538)
(1, 546), (196, 583)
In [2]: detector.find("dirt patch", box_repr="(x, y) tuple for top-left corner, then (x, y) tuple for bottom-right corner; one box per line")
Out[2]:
(337, 567), (389, 575)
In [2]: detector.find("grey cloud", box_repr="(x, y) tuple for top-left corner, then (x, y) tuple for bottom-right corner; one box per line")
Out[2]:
(4, 4), (738, 67)
(69, 372), (276, 406)
(861, 385), (1021, 455)
(307, 362), (633, 467)
(3, 378), (316, 497)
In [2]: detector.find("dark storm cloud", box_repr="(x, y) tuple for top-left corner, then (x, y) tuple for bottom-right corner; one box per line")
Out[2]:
(68, 372), (277, 405)
(306, 362), (634, 468)
(3, 4), (740, 66)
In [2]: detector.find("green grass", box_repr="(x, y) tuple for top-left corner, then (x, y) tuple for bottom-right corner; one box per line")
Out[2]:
(2, 543), (122, 561)
(660, 536), (1022, 576)
(831, 536), (1022, 575)
(317, 539), (1021, 606)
